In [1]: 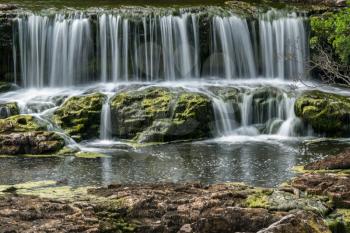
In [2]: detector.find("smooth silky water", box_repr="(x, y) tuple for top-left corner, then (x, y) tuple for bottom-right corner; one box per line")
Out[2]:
(1, 8), (349, 187)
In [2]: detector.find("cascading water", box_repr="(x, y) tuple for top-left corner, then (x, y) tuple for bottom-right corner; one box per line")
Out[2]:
(212, 97), (236, 136)
(12, 10), (308, 87)
(100, 96), (112, 141)
(8, 8), (311, 141)
(202, 84), (303, 138)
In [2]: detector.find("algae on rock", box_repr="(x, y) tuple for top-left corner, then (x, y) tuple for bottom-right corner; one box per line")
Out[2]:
(0, 114), (46, 133)
(0, 102), (19, 119)
(295, 90), (350, 136)
(53, 92), (106, 141)
(110, 87), (215, 143)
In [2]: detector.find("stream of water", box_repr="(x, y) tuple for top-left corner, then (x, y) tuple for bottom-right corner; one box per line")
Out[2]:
(1, 8), (348, 187)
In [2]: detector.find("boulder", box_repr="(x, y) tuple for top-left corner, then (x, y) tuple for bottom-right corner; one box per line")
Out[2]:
(53, 93), (106, 141)
(0, 131), (65, 155)
(110, 87), (214, 143)
(0, 4), (17, 11)
(295, 90), (350, 136)
(0, 114), (64, 155)
(0, 82), (17, 93)
(291, 173), (350, 208)
(0, 114), (45, 133)
(305, 149), (350, 170)
(0, 102), (19, 119)
(257, 211), (331, 233)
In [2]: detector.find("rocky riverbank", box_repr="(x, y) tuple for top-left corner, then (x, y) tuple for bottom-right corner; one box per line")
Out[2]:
(2, 149), (350, 232)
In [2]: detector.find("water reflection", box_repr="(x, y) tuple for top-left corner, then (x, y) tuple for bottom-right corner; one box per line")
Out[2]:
(0, 139), (349, 187)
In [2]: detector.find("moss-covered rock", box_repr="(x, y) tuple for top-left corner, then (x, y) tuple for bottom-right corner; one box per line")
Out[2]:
(327, 209), (350, 233)
(0, 114), (65, 155)
(110, 87), (173, 139)
(110, 87), (214, 143)
(0, 131), (65, 155)
(0, 102), (19, 119)
(0, 82), (17, 93)
(0, 114), (45, 133)
(53, 93), (106, 141)
(295, 90), (350, 136)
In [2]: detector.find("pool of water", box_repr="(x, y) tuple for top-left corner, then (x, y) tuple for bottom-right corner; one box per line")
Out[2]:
(1, 137), (349, 187)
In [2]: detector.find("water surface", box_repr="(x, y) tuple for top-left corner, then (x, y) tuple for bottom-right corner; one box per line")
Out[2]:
(1, 137), (349, 187)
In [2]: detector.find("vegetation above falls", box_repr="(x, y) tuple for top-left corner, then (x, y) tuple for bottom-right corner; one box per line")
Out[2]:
(310, 2), (350, 84)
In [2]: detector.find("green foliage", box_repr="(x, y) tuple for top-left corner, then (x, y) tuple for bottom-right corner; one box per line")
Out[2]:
(310, 5), (350, 64)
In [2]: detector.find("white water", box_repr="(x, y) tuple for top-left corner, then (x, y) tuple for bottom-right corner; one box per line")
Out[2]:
(99, 95), (113, 141)
(1, 79), (347, 146)
(212, 97), (236, 136)
(5, 8), (315, 144)
(13, 10), (308, 87)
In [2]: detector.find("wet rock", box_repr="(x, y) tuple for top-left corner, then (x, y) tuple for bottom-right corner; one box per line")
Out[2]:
(0, 82), (17, 93)
(0, 114), (45, 133)
(0, 181), (338, 233)
(276, 0), (347, 7)
(257, 211), (331, 233)
(0, 131), (64, 155)
(327, 208), (350, 233)
(53, 93), (106, 141)
(305, 149), (350, 170)
(0, 195), (100, 232)
(291, 173), (350, 208)
(110, 87), (214, 143)
(245, 189), (329, 215)
(225, 1), (263, 17)
(295, 90), (350, 136)
(0, 102), (19, 119)
(90, 184), (329, 233)
(0, 4), (17, 11)
(110, 87), (173, 139)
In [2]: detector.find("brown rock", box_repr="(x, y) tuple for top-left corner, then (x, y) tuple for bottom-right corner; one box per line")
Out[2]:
(305, 149), (350, 170)
(257, 211), (331, 233)
(0, 131), (65, 155)
(0, 4), (17, 11)
(291, 173), (350, 208)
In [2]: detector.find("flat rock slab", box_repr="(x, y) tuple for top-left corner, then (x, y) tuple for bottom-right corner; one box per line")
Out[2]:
(0, 182), (331, 233)
(305, 149), (350, 170)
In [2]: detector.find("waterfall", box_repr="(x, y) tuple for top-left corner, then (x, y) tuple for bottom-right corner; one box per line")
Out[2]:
(15, 13), (92, 87)
(12, 10), (308, 87)
(210, 16), (256, 79)
(259, 10), (308, 79)
(100, 97), (112, 141)
(212, 97), (236, 136)
(204, 86), (304, 137)
(8, 8), (311, 139)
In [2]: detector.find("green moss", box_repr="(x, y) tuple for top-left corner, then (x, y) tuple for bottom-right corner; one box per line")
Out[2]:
(174, 93), (209, 120)
(295, 90), (350, 135)
(99, 218), (136, 233)
(53, 93), (106, 141)
(0, 115), (45, 133)
(0, 102), (19, 118)
(55, 146), (78, 156)
(292, 165), (350, 176)
(75, 151), (110, 158)
(327, 209), (350, 233)
(310, 5), (350, 65)
(245, 190), (270, 208)
(141, 90), (172, 116)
